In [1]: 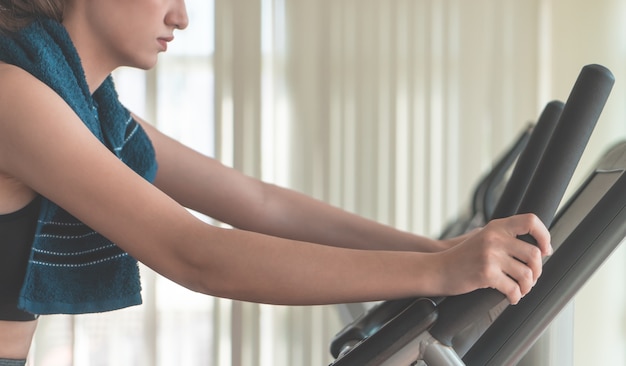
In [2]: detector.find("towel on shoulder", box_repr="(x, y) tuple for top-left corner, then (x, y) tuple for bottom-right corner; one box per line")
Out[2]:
(0, 18), (158, 314)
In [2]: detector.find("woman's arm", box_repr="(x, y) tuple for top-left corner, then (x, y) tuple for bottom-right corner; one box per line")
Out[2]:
(0, 66), (551, 306)
(138, 117), (449, 253)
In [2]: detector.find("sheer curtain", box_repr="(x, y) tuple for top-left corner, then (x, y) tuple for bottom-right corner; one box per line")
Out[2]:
(28, 0), (626, 365)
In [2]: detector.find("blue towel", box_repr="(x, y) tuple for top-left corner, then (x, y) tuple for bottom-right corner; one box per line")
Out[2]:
(0, 18), (158, 314)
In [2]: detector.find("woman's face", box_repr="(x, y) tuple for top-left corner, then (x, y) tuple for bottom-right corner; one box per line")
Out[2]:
(66, 0), (189, 71)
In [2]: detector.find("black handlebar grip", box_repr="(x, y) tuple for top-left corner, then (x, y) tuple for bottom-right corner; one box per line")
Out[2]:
(515, 64), (614, 226)
(480, 124), (533, 222)
(490, 100), (564, 220)
(429, 64), (614, 347)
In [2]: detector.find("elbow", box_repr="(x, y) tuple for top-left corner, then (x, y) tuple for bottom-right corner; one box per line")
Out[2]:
(167, 239), (238, 300)
(151, 223), (261, 302)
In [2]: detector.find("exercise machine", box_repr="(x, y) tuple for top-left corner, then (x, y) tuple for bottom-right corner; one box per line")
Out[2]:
(329, 64), (619, 365)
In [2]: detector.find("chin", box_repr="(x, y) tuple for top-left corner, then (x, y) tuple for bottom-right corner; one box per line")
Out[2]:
(127, 55), (159, 71)
(142, 58), (159, 70)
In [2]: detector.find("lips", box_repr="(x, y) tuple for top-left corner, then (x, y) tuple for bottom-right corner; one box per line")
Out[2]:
(157, 36), (174, 51)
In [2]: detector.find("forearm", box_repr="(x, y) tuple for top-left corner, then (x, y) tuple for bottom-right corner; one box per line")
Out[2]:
(142, 123), (443, 253)
(241, 183), (445, 253)
(185, 225), (440, 305)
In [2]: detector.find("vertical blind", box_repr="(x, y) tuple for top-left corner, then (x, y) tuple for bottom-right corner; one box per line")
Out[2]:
(28, 0), (626, 365)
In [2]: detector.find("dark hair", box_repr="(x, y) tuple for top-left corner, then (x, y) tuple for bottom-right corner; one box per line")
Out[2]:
(0, 0), (64, 33)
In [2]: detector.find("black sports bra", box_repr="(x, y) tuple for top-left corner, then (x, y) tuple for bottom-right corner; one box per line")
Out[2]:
(0, 197), (40, 321)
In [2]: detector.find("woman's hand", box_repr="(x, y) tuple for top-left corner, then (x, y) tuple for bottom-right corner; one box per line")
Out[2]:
(435, 228), (482, 251)
(432, 213), (552, 305)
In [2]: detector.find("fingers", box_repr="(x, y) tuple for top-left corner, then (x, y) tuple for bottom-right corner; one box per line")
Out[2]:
(503, 213), (553, 256)
(492, 273), (523, 305)
(436, 213), (551, 304)
(508, 237), (543, 283)
(484, 213), (552, 304)
(503, 255), (536, 299)
(485, 245), (536, 305)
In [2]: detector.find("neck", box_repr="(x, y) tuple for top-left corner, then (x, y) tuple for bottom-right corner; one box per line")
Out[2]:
(61, 19), (114, 94)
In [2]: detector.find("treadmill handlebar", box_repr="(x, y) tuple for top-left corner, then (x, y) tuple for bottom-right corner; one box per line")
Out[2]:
(428, 64), (614, 347)
(331, 122), (535, 359)
(490, 100), (564, 220)
(480, 123), (533, 223)
(515, 64), (614, 224)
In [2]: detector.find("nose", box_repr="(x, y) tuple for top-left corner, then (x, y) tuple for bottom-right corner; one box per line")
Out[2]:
(166, 0), (189, 30)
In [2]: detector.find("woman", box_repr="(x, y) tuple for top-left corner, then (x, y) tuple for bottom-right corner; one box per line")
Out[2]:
(0, 0), (551, 363)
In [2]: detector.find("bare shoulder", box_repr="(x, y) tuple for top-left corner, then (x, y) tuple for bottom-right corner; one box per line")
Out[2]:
(0, 64), (27, 114)
(0, 62), (36, 93)
(0, 63), (52, 210)
(0, 61), (26, 77)
(0, 62), (59, 123)
(0, 62), (71, 169)
(0, 63), (40, 115)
